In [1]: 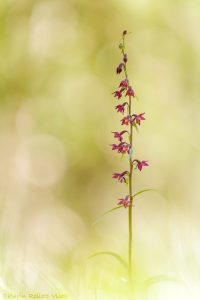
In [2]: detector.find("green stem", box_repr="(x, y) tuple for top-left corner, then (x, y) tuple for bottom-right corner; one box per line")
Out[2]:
(128, 95), (133, 283)
(122, 35), (133, 283)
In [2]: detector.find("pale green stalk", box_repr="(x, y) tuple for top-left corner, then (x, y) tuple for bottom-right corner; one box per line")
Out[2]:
(121, 34), (133, 283)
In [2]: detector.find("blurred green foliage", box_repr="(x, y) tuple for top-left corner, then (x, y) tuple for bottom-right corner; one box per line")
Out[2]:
(0, 0), (200, 298)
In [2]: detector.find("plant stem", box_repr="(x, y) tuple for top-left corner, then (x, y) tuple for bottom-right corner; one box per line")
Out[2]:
(122, 35), (133, 283)
(128, 96), (133, 283)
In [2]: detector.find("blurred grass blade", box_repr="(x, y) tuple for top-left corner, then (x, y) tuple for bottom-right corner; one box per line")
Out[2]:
(133, 188), (158, 199)
(143, 274), (180, 290)
(88, 251), (128, 270)
(92, 205), (123, 226)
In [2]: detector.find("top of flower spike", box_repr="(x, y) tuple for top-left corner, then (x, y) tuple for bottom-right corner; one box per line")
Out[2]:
(112, 31), (150, 209)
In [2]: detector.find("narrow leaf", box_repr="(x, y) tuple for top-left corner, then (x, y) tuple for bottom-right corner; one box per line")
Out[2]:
(88, 251), (128, 270)
(143, 274), (180, 290)
(133, 188), (158, 199)
(133, 121), (139, 133)
(92, 205), (123, 226)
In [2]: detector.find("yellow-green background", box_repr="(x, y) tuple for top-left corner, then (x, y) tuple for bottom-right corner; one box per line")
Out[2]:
(0, 0), (200, 299)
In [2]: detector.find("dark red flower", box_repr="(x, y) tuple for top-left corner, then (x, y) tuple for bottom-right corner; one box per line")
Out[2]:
(116, 63), (124, 74)
(112, 130), (128, 142)
(133, 159), (149, 171)
(119, 79), (128, 89)
(121, 114), (133, 126)
(118, 142), (131, 154)
(115, 102), (128, 114)
(112, 171), (129, 183)
(125, 86), (135, 97)
(132, 113), (145, 125)
(113, 90), (122, 99)
(118, 195), (130, 208)
(111, 142), (131, 154)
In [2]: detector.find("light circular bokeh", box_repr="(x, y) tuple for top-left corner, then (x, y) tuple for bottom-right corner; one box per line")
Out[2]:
(15, 134), (66, 187)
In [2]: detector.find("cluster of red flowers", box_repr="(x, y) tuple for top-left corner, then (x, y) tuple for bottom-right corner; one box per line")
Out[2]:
(111, 30), (149, 208)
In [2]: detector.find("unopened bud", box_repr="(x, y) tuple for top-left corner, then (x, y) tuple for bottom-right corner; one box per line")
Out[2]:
(123, 53), (128, 63)
(123, 30), (127, 36)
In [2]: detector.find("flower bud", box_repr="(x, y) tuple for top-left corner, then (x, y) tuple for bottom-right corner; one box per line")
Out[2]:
(123, 53), (128, 63)
(116, 63), (124, 74)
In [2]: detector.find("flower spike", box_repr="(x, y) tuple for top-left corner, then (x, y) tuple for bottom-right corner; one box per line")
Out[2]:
(108, 31), (151, 281)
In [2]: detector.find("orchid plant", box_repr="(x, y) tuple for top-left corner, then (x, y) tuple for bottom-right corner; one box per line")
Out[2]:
(91, 30), (154, 285)
(111, 30), (149, 282)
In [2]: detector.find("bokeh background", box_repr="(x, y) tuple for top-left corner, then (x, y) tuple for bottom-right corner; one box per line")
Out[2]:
(0, 0), (200, 299)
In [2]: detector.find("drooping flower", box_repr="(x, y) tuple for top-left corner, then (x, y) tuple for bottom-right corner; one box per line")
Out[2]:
(132, 113), (145, 125)
(118, 142), (131, 154)
(112, 130), (128, 142)
(133, 159), (149, 171)
(125, 86), (135, 97)
(123, 53), (128, 63)
(113, 90), (122, 99)
(112, 171), (129, 183)
(116, 63), (124, 74)
(119, 79), (128, 89)
(121, 114), (133, 125)
(115, 102), (128, 114)
(111, 142), (131, 154)
(118, 195), (130, 208)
